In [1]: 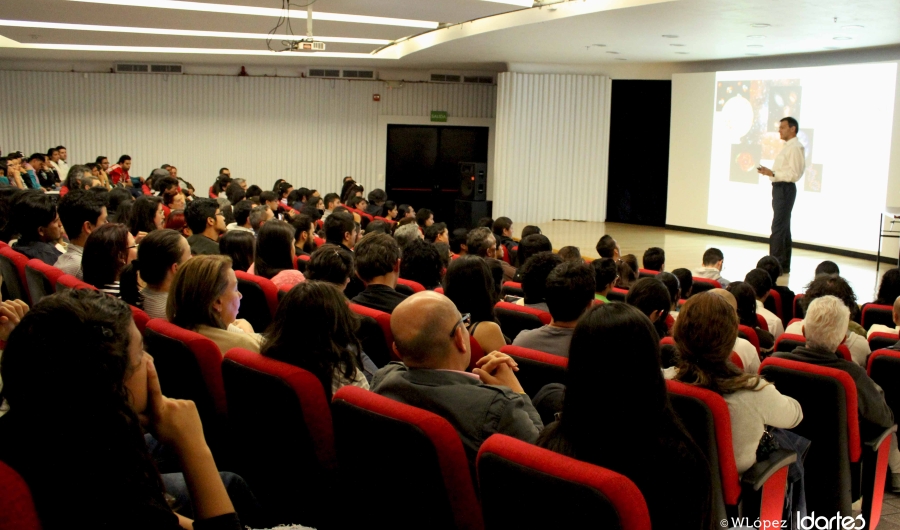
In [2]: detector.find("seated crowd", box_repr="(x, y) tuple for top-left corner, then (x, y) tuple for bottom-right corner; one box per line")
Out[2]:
(2, 152), (900, 529)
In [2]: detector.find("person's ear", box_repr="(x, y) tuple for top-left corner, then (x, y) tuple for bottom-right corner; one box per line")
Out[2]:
(170, 262), (179, 276)
(452, 325), (468, 353)
(207, 216), (215, 228)
(212, 296), (224, 314)
(648, 310), (660, 323)
(82, 220), (94, 236)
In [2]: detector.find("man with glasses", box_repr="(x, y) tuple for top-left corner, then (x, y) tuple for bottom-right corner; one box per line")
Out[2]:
(372, 291), (543, 467)
(185, 198), (226, 256)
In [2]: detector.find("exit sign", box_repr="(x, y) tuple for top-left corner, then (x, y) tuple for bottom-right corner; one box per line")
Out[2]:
(430, 110), (448, 122)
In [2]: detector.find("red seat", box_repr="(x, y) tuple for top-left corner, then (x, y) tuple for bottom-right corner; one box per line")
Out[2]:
(313, 235), (325, 247)
(0, 247), (30, 303)
(607, 287), (628, 302)
(494, 301), (552, 341)
(349, 303), (395, 363)
(730, 352), (744, 370)
(315, 219), (323, 229)
(664, 313), (675, 333)
(24, 259), (66, 305)
(666, 380), (796, 526)
(0, 461), (41, 530)
(55, 274), (98, 291)
(222, 348), (336, 526)
(143, 319), (228, 452)
(756, 313), (769, 332)
(638, 268), (659, 278)
(298, 254), (311, 262)
(467, 335), (485, 371)
(500, 281), (524, 298)
(434, 286), (445, 294)
(861, 303), (893, 331)
(477, 434), (651, 530)
(129, 305), (151, 334)
(332, 386), (484, 530)
(396, 277), (425, 293)
(691, 276), (722, 294)
(500, 345), (567, 398)
(738, 324), (761, 354)
(764, 289), (784, 321)
(233, 271), (278, 333)
(869, 332), (899, 351)
(774, 333), (853, 362)
(760, 357), (894, 524)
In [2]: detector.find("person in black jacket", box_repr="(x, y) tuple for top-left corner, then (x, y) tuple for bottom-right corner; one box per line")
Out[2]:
(351, 232), (407, 313)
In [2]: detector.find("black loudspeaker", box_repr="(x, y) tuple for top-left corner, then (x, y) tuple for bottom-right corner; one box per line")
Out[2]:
(454, 199), (492, 231)
(459, 162), (487, 201)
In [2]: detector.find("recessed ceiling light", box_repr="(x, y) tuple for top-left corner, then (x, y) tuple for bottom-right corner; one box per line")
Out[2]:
(0, 19), (393, 44)
(833, 36), (852, 41)
(669, 43), (685, 47)
(615, 58), (627, 61)
(747, 35), (766, 39)
(750, 23), (770, 28)
(747, 44), (764, 48)
(661, 34), (678, 38)
(675, 52), (689, 55)
(606, 51), (619, 54)
(66, 0), (440, 28)
(841, 25), (864, 30)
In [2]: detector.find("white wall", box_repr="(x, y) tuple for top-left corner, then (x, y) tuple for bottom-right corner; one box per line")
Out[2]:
(493, 72), (611, 224)
(0, 70), (496, 197)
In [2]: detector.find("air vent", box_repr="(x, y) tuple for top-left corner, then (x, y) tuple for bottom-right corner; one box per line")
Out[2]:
(116, 63), (149, 73)
(116, 63), (182, 74)
(342, 69), (376, 79)
(464, 76), (494, 84)
(431, 73), (462, 83)
(150, 64), (183, 74)
(309, 68), (341, 78)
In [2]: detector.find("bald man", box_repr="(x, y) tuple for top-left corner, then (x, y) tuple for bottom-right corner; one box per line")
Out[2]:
(709, 289), (760, 374)
(372, 291), (543, 466)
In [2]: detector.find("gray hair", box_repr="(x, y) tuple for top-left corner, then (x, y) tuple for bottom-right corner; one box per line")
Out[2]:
(804, 295), (850, 352)
(249, 205), (270, 231)
(394, 223), (420, 249)
(232, 177), (246, 187)
(467, 227), (495, 257)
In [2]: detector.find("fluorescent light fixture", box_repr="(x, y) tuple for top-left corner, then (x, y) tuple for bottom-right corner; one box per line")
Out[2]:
(0, 19), (392, 44)
(747, 44), (763, 48)
(841, 25), (864, 29)
(67, 0), (440, 29)
(750, 23), (770, 28)
(661, 34), (678, 38)
(480, 0), (533, 6)
(747, 35), (766, 39)
(833, 36), (852, 41)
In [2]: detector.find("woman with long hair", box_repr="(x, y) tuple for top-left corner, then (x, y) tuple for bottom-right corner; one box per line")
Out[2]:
(262, 281), (371, 399)
(0, 289), (242, 529)
(874, 268), (900, 306)
(726, 281), (775, 351)
(82, 223), (137, 297)
(674, 292), (802, 475)
(251, 220), (305, 289)
(120, 229), (192, 319)
(538, 303), (712, 530)
(218, 230), (255, 273)
(442, 255), (507, 353)
(129, 195), (164, 238)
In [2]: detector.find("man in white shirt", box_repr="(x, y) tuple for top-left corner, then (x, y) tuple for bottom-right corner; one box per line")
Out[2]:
(55, 145), (70, 179)
(758, 117), (805, 274)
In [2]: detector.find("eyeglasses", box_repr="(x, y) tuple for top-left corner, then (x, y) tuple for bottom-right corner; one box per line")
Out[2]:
(449, 313), (471, 338)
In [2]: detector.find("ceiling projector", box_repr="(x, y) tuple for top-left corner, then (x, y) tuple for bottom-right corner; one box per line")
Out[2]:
(289, 40), (326, 51)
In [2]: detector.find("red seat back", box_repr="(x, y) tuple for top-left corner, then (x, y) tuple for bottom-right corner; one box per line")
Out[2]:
(468, 335), (485, 371)
(869, 332), (899, 351)
(764, 289), (784, 320)
(793, 294), (806, 319)
(0, 247), (30, 303)
(434, 286), (445, 294)
(500, 281), (525, 298)
(233, 271), (279, 333)
(24, 259), (65, 305)
(500, 345), (567, 398)
(313, 235), (325, 247)
(332, 386), (484, 530)
(738, 325), (761, 354)
(222, 348), (336, 526)
(55, 274), (98, 291)
(477, 434), (651, 530)
(349, 303), (395, 361)
(756, 313), (769, 332)
(638, 268), (659, 278)
(396, 277), (425, 293)
(0, 461), (41, 530)
(129, 305), (151, 334)
(730, 352), (744, 370)
(691, 277), (722, 293)
(494, 301), (552, 340)
(773, 333), (852, 362)
(861, 303), (894, 331)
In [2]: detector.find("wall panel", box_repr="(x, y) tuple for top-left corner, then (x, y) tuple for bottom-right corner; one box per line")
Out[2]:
(0, 71), (495, 196)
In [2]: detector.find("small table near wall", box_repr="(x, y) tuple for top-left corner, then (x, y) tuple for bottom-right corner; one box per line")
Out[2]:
(877, 207), (900, 274)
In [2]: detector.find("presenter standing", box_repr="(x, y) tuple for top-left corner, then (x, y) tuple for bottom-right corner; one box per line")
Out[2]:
(757, 117), (805, 274)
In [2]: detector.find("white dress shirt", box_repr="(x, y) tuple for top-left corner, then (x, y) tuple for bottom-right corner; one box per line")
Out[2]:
(770, 137), (806, 184)
(756, 300), (784, 339)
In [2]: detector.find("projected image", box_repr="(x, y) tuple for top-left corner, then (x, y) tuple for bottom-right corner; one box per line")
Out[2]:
(767, 85), (802, 132)
(804, 164), (823, 193)
(730, 143), (762, 183)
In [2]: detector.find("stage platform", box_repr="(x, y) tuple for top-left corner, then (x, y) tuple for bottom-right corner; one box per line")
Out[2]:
(517, 221), (894, 303)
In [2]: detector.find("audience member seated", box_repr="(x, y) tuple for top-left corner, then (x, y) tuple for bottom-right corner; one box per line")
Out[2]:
(815, 260), (840, 277)
(520, 225), (541, 239)
(874, 268), (900, 306)
(512, 233), (553, 276)
(351, 233), (407, 313)
(468, 227), (516, 283)
(415, 208), (434, 230)
(82, 223), (137, 298)
(443, 255), (508, 354)
(449, 227), (469, 257)
(515, 252), (564, 311)
(165, 209), (191, 238)
(642, 247), (666, 272)
(364, 219), (390, 235)
(121, 229), (192, 319)
(433, 242), (451, 269)
(595, 234), (621, 260)
(617, 254), (639, 289)
(694, 247), (730, 287)
(557, 246), (582, 263)
(870, 298), (900, 349)
(626, 277), (671, 339)
(11, 191), (63, 265)
(218, 231), (255, 273)
(757, 255), (794, 319)
(785, 274), (870, 366)
(167, 255), (263, 354)
(0, 289), (243, 529)
(380, 199), (398, 221)
(492, 216), (517, 263)
(538, 303), (712, 529)
(657, 272), (681, 317)
(262, 281), (373, 399)
(185, 198), (226, 256)
(708, 289), (761, 375)
(129, 195), (164, 241)
(477, 216), (494, 229)
(250, 220), (305, 290)
(324, 210), (359, 251)
(726, 281), (776, 352)
(423, 222), (449, 244)
(225, 200), (254, 234)
(372, 291), (542, 468)
(399, 239), (444, 290)
(672, 268), (693, 301)
(513, 261), (595, 357)
(674, 292), (802, 475)
(291, 213), (317, 259)
(592, 257), (618, 303)
(55, 189), (108, 279)
(306, 244), (355, 292)
(773, 295), (895, 444)
(744, 268), (785, 339)
(393, 222), (422, 249)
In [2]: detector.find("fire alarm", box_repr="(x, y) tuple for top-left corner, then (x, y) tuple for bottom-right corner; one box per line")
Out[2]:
(373, 94), (381, 102)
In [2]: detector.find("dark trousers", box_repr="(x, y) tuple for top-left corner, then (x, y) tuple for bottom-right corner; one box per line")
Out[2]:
(770, 182), (797, 272)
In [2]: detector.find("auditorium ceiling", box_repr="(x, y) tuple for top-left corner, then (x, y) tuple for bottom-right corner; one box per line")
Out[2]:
(0, 0), (898, 68)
